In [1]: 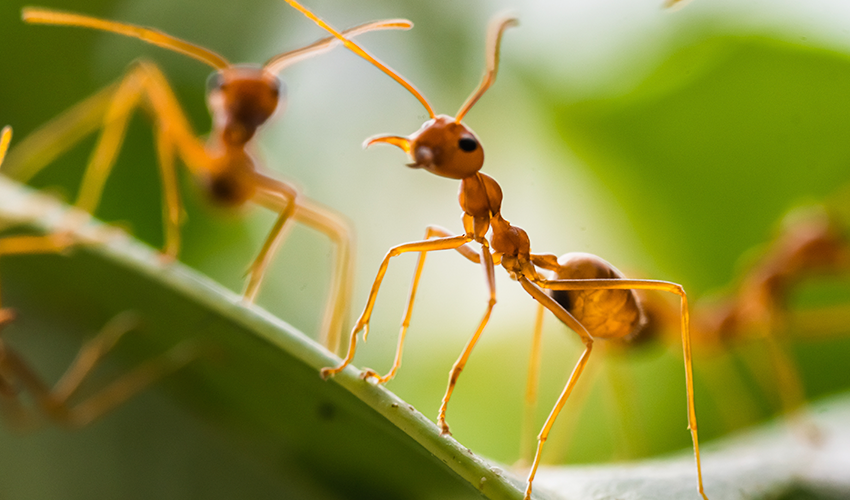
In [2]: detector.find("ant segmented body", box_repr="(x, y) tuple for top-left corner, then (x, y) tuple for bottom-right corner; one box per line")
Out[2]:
(283, 2), (709, 498)
(5, 7), (413, 350)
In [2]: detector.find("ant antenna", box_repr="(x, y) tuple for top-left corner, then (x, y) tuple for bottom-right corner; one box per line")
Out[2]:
(264, 19), (413, 74)
(0, 126), (11, 166)
(22, 7), (231, 70)
(282, 0), (436, 119)
(455, 15), (517, 123)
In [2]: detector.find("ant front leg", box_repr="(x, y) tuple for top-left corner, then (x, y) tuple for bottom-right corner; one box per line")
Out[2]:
(250, 174), (354, 353)
(4, 61), (208, 260)
(535, 277), (708, 500)
(243, 174), (299, 304)
(320, 232), (473, 380)
(360, 225), (482, 384)
(436, 239), (497, 436)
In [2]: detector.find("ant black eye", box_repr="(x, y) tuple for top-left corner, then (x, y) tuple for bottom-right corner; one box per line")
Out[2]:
(458, 136), (478, 152)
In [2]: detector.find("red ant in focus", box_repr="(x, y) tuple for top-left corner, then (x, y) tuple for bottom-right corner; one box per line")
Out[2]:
(284, 2), (709, 498)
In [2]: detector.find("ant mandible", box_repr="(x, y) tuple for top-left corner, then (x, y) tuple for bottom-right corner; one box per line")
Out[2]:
(5, 7), (413, 351)
(284, 2), (708, 499)
(0, 126), (195, 428)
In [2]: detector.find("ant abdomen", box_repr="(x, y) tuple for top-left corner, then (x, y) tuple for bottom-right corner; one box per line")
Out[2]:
(548, 253), (646, 341)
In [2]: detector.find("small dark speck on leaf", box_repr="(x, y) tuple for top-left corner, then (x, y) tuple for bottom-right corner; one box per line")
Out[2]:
(317, 402), (335, 420)
(391, 403), (398, 408)
(408, 405), (415, 411)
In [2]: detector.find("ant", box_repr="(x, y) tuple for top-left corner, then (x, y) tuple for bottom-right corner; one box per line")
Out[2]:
(520, 206), (850, 464)
(0, 126), (195, 428)
(667, 206), (848, 432)
(283, 2), (709, 499)
(4, 7), (414, 352)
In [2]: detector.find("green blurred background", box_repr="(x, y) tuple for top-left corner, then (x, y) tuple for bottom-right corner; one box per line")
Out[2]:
(2, 0), (850, 496)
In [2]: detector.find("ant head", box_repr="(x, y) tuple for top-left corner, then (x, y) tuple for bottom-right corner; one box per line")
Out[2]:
(207, 67), (283, 146)
(367, 115), (484, 180)
(21, 8), (411, 147)
(283, 1), (517, 178)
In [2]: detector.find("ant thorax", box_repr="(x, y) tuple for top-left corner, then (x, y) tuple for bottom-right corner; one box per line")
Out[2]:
(204, 148), (259, 207)
(458, 172), (502, 221)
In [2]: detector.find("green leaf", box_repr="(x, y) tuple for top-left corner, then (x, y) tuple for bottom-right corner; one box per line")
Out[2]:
(0, 176), (523, 499)
(3, 174), (849, 500)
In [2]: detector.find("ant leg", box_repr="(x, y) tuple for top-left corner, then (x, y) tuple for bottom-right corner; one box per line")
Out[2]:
(2, 85), (118, 182)
(320, 233), (473, 379)
(0, 314), (198, 428)
(601, 356), (646, 459)
(536, 277), (708, 500)
(53, 339), (198, 427)
(436, 240), (497, 436)
(762, 334), (807, 415)
(538, 358), (601, 465)
(251, 176), (359, 354)
(749, 332), (819, 441)
(0, 234), (75, 255)
(244, 174), (299, 304)
(153, 128), (182, 260)
(699, 350), (762, 430)
(516, 276), (593, 500)
(361, 225), (481, 384)
(50, 311), (140, 403)
(517, 302), (545, 467)
(288, 199), (353, 354)
(75, 61), (202, 258)
(4, 62), (206, 258)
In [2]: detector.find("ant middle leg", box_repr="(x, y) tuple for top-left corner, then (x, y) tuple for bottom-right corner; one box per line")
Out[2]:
(320, 232), (473, 379)
(360, 225), (483, 384)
